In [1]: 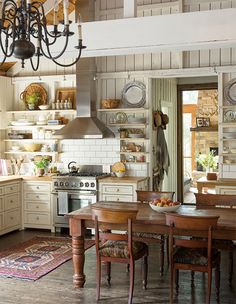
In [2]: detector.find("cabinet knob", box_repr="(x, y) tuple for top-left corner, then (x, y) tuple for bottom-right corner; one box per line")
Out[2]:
(36, 216), (39, 220)
(117, 198), (119, 201)
(10, 200), (13, 203)
(37, 186), (39, 189)
(36, 195), (39, 198)
(36, 205), (39, 209)
(10, 216), (13, 220)
(10, 187), (13, 190)
(116, 189), (119, 192)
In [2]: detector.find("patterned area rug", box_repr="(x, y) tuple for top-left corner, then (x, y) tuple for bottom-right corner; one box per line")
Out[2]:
(0, 236), (95, 281)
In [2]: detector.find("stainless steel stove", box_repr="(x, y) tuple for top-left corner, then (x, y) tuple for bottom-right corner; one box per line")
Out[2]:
(52, 165), (110, 229)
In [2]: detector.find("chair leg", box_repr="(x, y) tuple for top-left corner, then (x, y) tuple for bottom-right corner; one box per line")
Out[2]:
(215, 265), (220, 303)
(170, 264), (174, 304)
(175, 269), (179, 294)
(229, 247), (233, 287)
(142, 255), (148, 290)
(166, 236), (169, 267)
(160, 236), (165, 276)
(191, 271), (195, 288)
(96, 257), (101, 302)
(106, 262), (111, 286)
(128, 260), (135, 304)
(207, 270), (212, 304)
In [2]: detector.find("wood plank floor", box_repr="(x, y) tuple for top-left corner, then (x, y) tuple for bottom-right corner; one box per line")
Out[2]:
(0, 229), (235, 304)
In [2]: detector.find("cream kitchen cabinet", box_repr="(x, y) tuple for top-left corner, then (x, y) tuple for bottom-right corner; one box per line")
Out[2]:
(23, 181), (54, 232)
(215, 186), (236, 195)
(99, 177), (148, 202)
(0, 180), (21, 236)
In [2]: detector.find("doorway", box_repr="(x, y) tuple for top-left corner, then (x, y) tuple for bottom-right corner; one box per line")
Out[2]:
(177, 83), (218, 204)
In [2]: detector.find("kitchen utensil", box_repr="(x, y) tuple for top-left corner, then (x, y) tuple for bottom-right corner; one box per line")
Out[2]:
(24, 143), (42, 152)
(115, 112), (128, 123)
(115, 171), (126, 178)
(149, 202), (181, 212)
(11, 120), (34, 126)
(39, 104), (50, 110)
(224, 78), (236, 105)
(68, 161), (79, 173)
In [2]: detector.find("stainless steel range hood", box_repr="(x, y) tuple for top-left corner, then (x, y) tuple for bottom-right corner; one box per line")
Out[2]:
(54, 59), (115, 139)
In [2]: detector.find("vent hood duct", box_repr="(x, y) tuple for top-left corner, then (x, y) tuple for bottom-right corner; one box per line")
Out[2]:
(54, 62), (115, 139)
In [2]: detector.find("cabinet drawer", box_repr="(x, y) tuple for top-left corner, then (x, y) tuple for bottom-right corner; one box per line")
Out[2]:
(101, 184), (133, 195)
(25, 213), (51, 225)
(24, 192), (50, 202)
(4, 194), (20, 210)
(24, 183), (51, 192)
(4, 209), (20, 228)
(0, 197), (4, 212)
(0, 186), (4, 196)
(25, 202), (50, 212)
(101, 194), (133, 202)
(5, 183), (20, 195)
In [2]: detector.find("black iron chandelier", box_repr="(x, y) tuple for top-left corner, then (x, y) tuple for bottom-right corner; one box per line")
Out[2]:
(0, 0), (86, 70)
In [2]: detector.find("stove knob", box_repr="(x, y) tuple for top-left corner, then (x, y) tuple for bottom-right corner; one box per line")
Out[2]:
(65, 182), (69, 187)
(54, 181), (58, 187)
(85, 182), (89, 187)
(60, 182), (64, 187)
(91, 182), (95, 188)
(74, 183), (79, 188)
(80, 182), (84, 187)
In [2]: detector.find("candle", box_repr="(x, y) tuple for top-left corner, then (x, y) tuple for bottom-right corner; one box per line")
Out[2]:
(78, 24), (82, 40)
(63, 0), (69, 25)
(53, 0), (59, 26)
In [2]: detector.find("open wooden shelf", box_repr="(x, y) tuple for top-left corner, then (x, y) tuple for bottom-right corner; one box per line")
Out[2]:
(190, 126), (218, 132)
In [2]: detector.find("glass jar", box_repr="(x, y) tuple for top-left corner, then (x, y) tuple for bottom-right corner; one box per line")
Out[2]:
(56, 100), (60, 110)
(45, 130), (52, 139)
(38, 128), (45, 139)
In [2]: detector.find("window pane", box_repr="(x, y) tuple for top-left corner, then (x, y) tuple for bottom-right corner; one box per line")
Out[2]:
(183, 91), (198, 104)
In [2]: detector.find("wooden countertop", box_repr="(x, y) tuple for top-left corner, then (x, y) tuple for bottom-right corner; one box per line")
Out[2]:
(98, 176), (148, 183)
(0, 175), (53, 183)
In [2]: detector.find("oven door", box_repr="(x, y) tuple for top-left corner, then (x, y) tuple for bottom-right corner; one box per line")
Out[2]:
(52, 190), (97, 226)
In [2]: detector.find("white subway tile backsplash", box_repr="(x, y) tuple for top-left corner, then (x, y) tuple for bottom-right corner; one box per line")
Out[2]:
(96, 151), (107, 158)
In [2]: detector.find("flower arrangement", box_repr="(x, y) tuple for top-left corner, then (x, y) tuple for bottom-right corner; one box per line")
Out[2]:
(196, 151), (218, 171)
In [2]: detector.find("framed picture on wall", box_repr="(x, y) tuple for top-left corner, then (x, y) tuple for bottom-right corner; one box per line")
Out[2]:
(196, 117), (204, 127)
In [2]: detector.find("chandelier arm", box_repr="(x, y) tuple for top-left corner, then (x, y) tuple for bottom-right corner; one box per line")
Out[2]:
(0, 25), (15, 57)
(30, 52), (40, 71)
(51, 47), (82, 68)
(31, 2), (63, 39)
(0, 54), (7, 66)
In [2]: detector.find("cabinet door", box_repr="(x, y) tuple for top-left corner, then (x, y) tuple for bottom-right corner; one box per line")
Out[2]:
(0, 186), (4, 196)
(216, 186), (236, 195)
(24, 213), (51, 226)
(0, 196), (4, 212)
(24, 192), (50, 202)
(25, 202), (50, 212)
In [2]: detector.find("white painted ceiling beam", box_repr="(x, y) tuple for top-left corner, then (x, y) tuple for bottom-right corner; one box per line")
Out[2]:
(2, 8), (236, 63)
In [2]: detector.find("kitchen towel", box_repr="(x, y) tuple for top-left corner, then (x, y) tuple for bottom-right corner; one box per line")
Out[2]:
(58, 191), (69, 215)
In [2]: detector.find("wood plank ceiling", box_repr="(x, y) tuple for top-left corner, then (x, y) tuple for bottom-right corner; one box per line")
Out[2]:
(0, 0), (76, 74)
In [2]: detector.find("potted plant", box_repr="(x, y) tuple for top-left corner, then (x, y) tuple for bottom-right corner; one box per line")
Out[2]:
(196, 151), (218, 180)
(34, 157), (50, 176)
(26, 92), (40, 110)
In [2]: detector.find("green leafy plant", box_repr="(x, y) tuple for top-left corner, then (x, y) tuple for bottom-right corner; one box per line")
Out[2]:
(26, 92), (40, 105)
(34, 157), (50, 170)
(196, 151), (218, 171)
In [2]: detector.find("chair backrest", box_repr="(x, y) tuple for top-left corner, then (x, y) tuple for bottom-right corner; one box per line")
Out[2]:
(136, 190), (175, 203)
(92, 206), (138, 259)
(165, 213), (219, 265)
(195, 193), (236, 209)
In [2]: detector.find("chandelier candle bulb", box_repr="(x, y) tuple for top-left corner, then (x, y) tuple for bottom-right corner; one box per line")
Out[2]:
(63, 0), (69, 25)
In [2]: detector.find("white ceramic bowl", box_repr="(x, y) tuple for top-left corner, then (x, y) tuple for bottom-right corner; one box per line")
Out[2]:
(39, 104), (50, 110)
(149, 202), (181, 213)
(115, 172), (126, 178)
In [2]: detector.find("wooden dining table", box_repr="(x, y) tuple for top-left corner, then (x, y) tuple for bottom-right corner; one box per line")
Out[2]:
(66, 201), (236, 288)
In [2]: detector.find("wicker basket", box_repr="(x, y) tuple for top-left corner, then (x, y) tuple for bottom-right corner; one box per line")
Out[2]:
(101, 99), (120, 109)
(20, 83), (48, 110)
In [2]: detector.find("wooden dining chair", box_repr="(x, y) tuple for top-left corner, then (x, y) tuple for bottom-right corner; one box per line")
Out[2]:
(92, 205), (148, 304)
(195, 192), (235, 286)
(165, 213), (221, 304)
(135, 190), (175, 276)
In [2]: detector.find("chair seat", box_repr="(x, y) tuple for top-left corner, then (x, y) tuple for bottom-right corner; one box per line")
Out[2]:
(132, 231), (164, 240)
(99, 240), (147, 259)
(174, 247), (220, 266)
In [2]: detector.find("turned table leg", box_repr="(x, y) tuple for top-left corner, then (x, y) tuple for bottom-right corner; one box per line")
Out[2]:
(72, 236), (86, 288)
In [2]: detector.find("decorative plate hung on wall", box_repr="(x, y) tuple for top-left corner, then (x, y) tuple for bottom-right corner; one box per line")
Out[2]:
(122, 81), (146, 108)
(224, 78), (236, 105)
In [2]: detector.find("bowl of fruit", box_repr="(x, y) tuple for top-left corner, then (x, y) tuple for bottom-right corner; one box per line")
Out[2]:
(149, 197), (181, 213)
